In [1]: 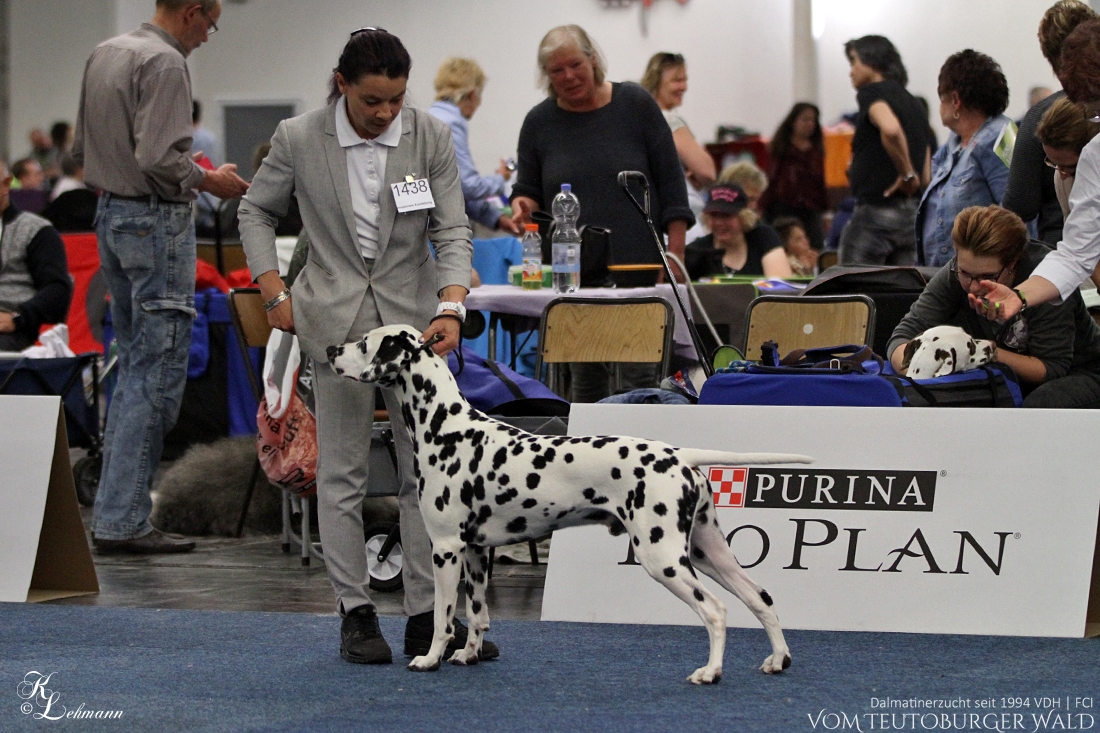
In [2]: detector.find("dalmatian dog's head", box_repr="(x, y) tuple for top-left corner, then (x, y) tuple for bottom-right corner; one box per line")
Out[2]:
(902, 325), (995, 379)
(326, 324), (431, 387)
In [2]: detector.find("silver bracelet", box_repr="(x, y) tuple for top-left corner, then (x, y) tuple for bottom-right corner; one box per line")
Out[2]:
(263, 289), (291, 312)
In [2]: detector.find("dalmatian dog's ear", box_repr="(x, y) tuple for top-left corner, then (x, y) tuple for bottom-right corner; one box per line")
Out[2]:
(971, 339), (996, 366)
(901, 338), (922, 371)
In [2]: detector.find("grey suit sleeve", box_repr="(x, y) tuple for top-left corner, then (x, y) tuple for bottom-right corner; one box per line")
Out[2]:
(238, 121), (295, 278)
(425, 120), (473, 294)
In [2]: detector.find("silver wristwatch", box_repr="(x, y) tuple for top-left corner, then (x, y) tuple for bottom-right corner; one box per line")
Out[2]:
(436, 301), (466, 322)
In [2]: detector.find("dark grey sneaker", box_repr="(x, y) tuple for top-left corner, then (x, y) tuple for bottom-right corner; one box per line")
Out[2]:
(92, 527), (195, 555)
(403, 611), (499, 660)
(340, 605), (392, 664)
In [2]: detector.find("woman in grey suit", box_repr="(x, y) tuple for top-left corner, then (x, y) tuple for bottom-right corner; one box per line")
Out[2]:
(238, 29), (495, 665)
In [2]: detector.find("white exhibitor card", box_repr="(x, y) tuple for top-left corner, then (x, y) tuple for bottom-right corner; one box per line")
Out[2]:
(391, 177), (435, 213)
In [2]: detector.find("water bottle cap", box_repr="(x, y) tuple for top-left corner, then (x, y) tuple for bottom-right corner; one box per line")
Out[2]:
(561, 183), (571, 193)
(525, 223), (539, 232)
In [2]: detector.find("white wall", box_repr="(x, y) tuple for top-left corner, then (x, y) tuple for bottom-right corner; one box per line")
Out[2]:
(8, 0), (113, 159)
(191, 0), (794, 175)
(812, 0), (1059, 139)
(3, 0), (1073, 171)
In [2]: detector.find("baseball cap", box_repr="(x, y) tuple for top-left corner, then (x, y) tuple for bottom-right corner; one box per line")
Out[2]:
(703, 184), (749, 215)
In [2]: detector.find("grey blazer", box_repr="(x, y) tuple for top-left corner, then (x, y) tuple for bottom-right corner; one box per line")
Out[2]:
(238, 103), (472, 361)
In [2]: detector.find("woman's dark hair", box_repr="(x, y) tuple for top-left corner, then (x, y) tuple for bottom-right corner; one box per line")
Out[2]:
(1060, 18), (1100, 103)
(844, 35), (907, 86)
(937, 50), (1009, 118)
(327, 29), (412, 103)
(771, 216), (806, 245)
(769, 102), (823, 159)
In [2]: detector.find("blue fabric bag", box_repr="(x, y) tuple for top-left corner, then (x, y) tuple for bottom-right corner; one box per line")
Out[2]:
(447, 345), (569, 416)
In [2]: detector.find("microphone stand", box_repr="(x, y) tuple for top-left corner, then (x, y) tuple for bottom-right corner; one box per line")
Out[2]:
(618, 171), (714, 378)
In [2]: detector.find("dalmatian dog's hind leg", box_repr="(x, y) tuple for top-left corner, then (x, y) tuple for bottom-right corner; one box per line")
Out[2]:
(631, 531), (728, 685)
(450, 544), (491, 665)
(688, 495), (791, 674)
(408, 539), (464, 672)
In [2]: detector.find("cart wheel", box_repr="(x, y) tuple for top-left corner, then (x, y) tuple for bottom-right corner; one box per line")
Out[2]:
(364, 521), (403, 592)
(73, 455), (102, 507)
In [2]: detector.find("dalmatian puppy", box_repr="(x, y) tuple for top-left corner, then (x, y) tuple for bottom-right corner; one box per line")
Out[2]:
(328, 324), (813, 685)
(901, 325), (996, 379)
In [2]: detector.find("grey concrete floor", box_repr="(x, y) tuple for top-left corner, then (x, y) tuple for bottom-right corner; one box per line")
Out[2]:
(49, 503), (546, 621)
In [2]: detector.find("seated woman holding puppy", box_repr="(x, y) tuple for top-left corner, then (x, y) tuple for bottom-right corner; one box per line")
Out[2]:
(887, 205), (1100, 408)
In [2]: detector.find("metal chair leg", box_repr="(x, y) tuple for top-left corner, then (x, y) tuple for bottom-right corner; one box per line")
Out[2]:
(300, 495), (311, 567)
(235, 458), (262, 538)
(281, 491), (291, 553)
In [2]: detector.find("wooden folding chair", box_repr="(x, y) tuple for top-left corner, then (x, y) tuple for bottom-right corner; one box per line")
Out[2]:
(742, 294), (876, 362)
(818, 250), (839, 272)
(227, 287), (323, 567)
(534, 297), (675, 398)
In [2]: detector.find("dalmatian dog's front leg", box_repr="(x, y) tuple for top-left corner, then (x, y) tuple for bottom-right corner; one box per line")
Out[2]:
(450, 544), (491, 665)
(408, 540), (464, 672)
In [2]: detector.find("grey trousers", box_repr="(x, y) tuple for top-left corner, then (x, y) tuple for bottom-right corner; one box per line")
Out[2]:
(313, 299), (434, 619)
(838, 198), (919, 266)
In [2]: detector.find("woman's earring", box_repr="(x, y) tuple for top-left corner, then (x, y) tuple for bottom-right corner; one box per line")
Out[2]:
(953, 111), (960, 120)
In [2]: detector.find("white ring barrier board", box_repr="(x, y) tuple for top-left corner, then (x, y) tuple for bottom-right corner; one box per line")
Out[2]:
(0, 396), (98, 602)
(542, 404), (1100, 637)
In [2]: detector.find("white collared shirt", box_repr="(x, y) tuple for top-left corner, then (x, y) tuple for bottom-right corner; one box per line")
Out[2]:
(335, 96), (402, 260)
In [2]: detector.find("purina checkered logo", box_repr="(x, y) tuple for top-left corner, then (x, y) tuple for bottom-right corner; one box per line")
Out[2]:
(709, 466), (748, 507)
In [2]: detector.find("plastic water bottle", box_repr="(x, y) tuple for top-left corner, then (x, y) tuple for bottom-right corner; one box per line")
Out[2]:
(521, 223), (543, 290)
(551, 183), (581, 294)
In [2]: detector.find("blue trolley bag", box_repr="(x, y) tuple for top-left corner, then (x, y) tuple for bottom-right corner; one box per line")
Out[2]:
(698, 344), (904, 407)
(882, 363), (1023, 407)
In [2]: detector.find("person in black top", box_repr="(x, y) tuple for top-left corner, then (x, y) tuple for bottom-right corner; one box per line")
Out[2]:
(1002, 0), (1096, 245)
(685, 184), (789, 280)
(838, 35), (930, 266)
(510, 25), (693, 286)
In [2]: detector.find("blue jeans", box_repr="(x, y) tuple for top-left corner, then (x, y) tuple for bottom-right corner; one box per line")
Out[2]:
(92, 195), (196, 540)
(838, 198), (919, 266)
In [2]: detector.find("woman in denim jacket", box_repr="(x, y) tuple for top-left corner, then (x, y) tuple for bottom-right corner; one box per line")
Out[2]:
(916, 50), (1012, 268)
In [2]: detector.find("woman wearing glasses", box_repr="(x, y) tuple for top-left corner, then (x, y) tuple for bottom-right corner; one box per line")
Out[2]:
(1035, 97), (1100, 221)
(915, 50), (1012, 268)
(888, 205), (1100, 408)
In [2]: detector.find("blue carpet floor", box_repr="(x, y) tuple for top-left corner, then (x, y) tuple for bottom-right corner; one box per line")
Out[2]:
(1, 603), (1096, 732)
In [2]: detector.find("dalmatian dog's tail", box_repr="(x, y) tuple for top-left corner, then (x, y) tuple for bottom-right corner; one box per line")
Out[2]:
(677, 450), (813, 467)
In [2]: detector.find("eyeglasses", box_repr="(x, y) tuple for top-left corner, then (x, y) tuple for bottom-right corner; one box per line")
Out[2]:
(199, 7), (218, 34)
(351, 26), (387, 36)
(949, 257), (1007, 288)
(1044, 156), (1077, 175)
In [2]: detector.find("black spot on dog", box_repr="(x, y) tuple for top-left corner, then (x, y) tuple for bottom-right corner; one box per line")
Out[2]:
(492, 447), (508, 470)
(495, 488), (518, 505)
(653, 457), (677, 474)
(583, 488), (596, 500)
(433, 553), (445, 568)
(487, 471), (495, 481)
(506, 516), (527, 534)
(633, 536), (640, 546)
(634, 467), (646, 479)
(663, 567), (676, 578)
(564, 453), (574, 463)
(692, 546), (705, 559)
(635, 482), (646, 509)
(447, 459), (462, 477)
(446, 624), (453, 635)
(611, 467), (621, 480)
(654, 502), (667, 516)
(679, 555), (692, 569)
(511, 443), (524, 456)
(934, 348), (951, 363)
(471, 600), (482, 614)
(693, 589), (705, 602)
(497, 473), (510, 485)
(429, 405), (448, 437)
(530, 443), (542, 453)
(650, 527), (664, 543)
(468, 444), (484, 474)
(557, 509), (569, 519)
(428, 454), (438, 467)
(522, 498), (537, 509)
(760, 589), (774, 606)
(434, 486), (450, 512)
(640, 453), (655, 466)
(619, 446), (629, 459)
(526, 473), (540, 489)
(450, 402), (462, 415)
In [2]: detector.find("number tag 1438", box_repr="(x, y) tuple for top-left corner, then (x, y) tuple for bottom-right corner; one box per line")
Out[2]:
(390, 177), (435, 213)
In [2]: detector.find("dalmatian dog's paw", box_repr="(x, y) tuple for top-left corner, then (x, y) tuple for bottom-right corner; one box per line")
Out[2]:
(448, 647), (480, 666)
(760, 652), (792, 674)
(687, 665), (722, 685)
(407, 655), (441, 672)
(903, 325), (986, 379)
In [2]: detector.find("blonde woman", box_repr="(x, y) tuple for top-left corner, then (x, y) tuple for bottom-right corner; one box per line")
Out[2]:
(684, 183), (792, 280)
(641, 52), (715, 227)
(428, 57), (517, 233)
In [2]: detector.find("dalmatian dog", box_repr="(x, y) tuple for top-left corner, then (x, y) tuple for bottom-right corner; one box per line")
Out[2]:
(328, 324), (813, 685)
(902, 325), (996, 379)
